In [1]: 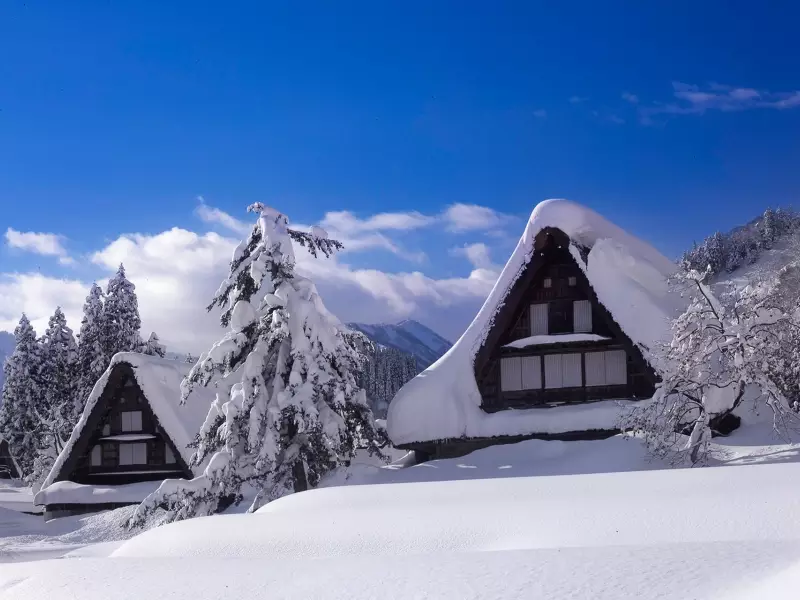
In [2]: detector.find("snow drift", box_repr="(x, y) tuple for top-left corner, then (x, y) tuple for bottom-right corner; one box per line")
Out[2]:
(387, 199), (681, 446)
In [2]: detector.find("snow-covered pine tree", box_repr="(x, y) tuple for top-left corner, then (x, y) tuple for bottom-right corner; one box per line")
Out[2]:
(31, 308), (79, 482)
(0, 315), (41, 478)
(622, 268), (800, 464)
(130, 203), (385, 526)
(184, 353), (197, 364)
(76, 283), (106, 417)
(140, 332), (166, 357)
(102, 264), (142, 359)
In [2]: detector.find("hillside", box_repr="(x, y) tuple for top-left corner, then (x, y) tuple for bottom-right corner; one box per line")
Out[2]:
(348, 319), (452, 370)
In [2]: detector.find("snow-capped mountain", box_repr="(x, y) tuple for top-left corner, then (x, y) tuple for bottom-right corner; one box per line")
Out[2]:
(347, 319), (452, 370)
(0, 331), (13, 391)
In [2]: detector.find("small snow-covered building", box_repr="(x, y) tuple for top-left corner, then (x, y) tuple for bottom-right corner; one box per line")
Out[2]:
(388, 199), (681, 459)
(0, 437), (21, 479)
(35, 352), (214, 518)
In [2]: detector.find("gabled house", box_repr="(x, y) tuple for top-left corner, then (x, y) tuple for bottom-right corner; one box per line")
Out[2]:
(35, 352), (215, 518)
(0, 437), (21, 479)
(387, 199), (681, 460)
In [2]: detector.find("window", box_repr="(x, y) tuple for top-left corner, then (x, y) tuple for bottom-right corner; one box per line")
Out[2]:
(165, 443), (176, 464)
(530, 303), (548, 335)
(548, 300), (573, 334)
(585, 350), (627, 386)
(545, 353), (583, 389)
(102, 423), (111, 436)
(573, 300), (593, 333)
(520, 356), (542, 390)
(91, 445), (102, 466)
(119, 443), (147, 465)
(500, 356), (542, 391)
(543, 277), (552, 288)
(101, 443), (118, 467)
(500, 357), (522, 391)
(568, 276), (577, 286)
(121, 410), (143, 432)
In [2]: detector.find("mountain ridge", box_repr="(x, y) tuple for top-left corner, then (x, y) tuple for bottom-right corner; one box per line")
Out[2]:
(347, 319), (452, 370)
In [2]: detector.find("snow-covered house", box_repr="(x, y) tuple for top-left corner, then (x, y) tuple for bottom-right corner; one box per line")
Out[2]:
(35, 352), (214, 518)
(388, 199), (681, 460)
(0, 437), (21, 479)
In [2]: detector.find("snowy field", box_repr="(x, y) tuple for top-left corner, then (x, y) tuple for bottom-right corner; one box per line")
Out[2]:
(2, 423), (800, 598)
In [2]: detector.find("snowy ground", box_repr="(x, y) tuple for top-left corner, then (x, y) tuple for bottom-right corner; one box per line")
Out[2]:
(2, 422), (800, 598)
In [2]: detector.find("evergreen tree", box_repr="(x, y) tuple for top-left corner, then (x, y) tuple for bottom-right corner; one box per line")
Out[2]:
(76, 283), (106, 416)
(0, 315), (41, 478)
(140, 332), (166, 358)
(131, 203), (385, 526)
(761, 208), (777, 247)
(102, 264), (142, 359)
(31, 308), (78, 482)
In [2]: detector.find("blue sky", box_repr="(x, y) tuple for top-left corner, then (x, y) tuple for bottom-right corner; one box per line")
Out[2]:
(1, 1), (799, 348)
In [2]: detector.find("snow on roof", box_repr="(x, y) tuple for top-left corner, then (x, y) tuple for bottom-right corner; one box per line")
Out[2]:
(387, 199), (682, 446)
(42, 353), (217, 488)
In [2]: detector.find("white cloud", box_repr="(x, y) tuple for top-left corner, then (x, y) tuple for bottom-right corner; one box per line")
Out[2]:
(533, 109), (547, 119)
(195, 200), (250, 236)
(442, 204), (511, 233)
(638, 82), (800, 123)
(569, 96), (587, 104)
(320, 210), (436, 233)
(0, 273), (87, 334)
(621, 92), (639, 104)
(5, 228), (74, 265)
(450, 243), (495, 270)
(1, 202), (518, 347)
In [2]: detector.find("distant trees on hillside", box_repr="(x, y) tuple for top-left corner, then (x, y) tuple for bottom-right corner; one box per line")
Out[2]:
(681, 207), (800, 277)
(360, 345), (418, 418)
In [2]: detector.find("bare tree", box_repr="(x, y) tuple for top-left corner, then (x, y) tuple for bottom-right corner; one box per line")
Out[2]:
(622, 267), (800, 464)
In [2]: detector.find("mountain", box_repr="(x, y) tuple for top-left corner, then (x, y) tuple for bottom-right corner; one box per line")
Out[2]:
(0, 331), (14, 392)
(347, 319), (452, 370)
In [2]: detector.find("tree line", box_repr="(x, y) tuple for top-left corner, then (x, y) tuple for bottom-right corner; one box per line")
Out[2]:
(0, 265), (164, 483)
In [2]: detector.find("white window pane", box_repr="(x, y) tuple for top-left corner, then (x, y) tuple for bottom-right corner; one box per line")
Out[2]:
(132, 443), (147, 464)
(543, 278), (552, 288)
(568, 276), (577, 286)
(573, 300), (592, 333)
(500, 357), (522, 391)
(585, 352), (606, 387)
(119, 444), (133, 465)
(562, 353), (582, 387)
(91, 445), (102, 466)
(102, 423), (110, 436)
(544, 354), (563, 389)
(165, 443), (176, 464)
(121, 411), (142, 432)
(605, 350), (627, 385)
(530, 304), (548, 335)
(521, 356), (542, 390)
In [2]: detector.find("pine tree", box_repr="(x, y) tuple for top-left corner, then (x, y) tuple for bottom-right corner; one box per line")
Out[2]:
(0, 315), (41, 478)
(140, 332), (166, 358)
(31, 308), (79, 482)
(131, 203), (385, 526)
(76, 283), (106, 416)
(761, 208), (777, 248)
(102, 264), (142, 359)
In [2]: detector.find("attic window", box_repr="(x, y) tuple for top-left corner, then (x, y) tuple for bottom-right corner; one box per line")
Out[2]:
(102, 423), (111, 436)
(568, 276), (577, 286)
(543, 278), (552, 289)
(123, 378), (135, 388)
(121, 411), (143, 432)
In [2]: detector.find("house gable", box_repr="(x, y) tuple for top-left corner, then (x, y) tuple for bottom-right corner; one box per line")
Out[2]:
(474, 227), (658, 411)
(53, 362), (193, 486)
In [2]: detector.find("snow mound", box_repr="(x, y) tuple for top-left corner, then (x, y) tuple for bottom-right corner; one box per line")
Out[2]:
(388, 199), (681, 445)
(41, 352), (216, 489)
(34, 481), (162, 507)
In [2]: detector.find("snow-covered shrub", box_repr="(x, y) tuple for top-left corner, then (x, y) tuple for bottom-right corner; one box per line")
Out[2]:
(622, 268), (800, 464)
(130, 203), (385, 527)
